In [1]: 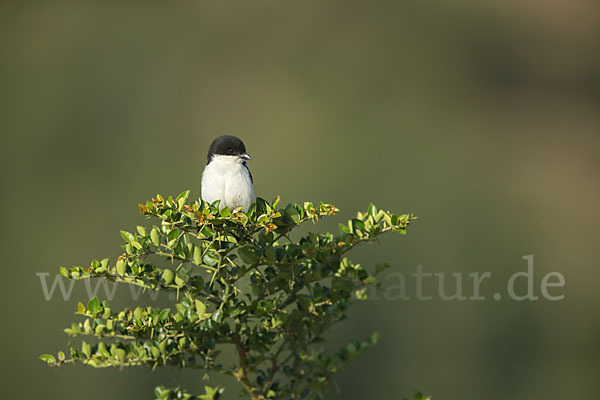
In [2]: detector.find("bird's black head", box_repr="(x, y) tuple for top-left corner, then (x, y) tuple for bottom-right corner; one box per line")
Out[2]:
(207, 135), (250, 164)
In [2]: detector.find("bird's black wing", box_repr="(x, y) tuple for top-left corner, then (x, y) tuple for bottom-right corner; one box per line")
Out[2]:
(242, 161), (253, 184)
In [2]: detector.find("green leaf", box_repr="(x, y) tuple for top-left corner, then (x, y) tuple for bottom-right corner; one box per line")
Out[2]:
(304, 202), (316, 217)
(81, 341), (91, 358)
(162, 269), (175, 285)
(120, 230), (134, 243)
(363, 276), (376, 284)
(193, 275), (205, 291)
(77, 302), (85, 314)
(166, 228), (179, 242)
(174, 273), (186, 287)
(198, 225), (215, 239)
(413, 392), (431, 400)
(272, 195), (281, 208)
(83, 319), (92, 334)
(285, 204), (301, 224)
(203, 250), (219, 267)
(368, 203), (377, 218)
(176, 190), (190, 210)
(339, 223), (350, 234)
(193, 245), (202, 266)
(376, 262), (391, 274)
(264, 246), (277, 264)
(116, 258), (126, 276)
(369, 331), (380, 344)
(238, 245), (259, 264)
(149, 345), (160, 359)
(97, 342), (110, 358)
(200, 386), (225, 400)
(87, 297), (101, 315)
(351, 218), (365, 233)
(111, 347), (126, 361)
(133, 307), (144, 321)
(39, 354), (56, 364)
(212, 309), (222, 322)
(159, 308), (170, 322)
(150, 227), (160, 246)
(195, 299), (206, 319)
(155, 386), (167, 398)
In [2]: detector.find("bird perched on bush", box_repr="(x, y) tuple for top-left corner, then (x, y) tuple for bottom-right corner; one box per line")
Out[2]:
(201, 135), (254, 211)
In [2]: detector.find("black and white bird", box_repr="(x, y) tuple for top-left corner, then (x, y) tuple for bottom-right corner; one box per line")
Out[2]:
(201, 135), (255, 211)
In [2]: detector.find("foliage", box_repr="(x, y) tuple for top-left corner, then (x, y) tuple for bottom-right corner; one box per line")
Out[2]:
(407, 392), (431, 400)
(41, 190), (416, 399)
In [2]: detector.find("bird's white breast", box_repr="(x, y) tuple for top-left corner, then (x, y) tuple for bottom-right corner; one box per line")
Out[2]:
(201, 155), (254, 211)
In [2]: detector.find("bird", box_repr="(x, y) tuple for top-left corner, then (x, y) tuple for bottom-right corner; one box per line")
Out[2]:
(201, 135), (255, 212)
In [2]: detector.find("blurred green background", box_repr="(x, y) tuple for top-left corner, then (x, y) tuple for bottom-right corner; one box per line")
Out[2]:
(1, 1), (599, 399)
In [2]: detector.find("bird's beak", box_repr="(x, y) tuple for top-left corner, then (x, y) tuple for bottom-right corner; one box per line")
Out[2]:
(240, 153), (251, 160)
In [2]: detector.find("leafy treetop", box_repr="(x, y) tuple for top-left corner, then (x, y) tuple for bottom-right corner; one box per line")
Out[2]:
(41, 191), (416, 400)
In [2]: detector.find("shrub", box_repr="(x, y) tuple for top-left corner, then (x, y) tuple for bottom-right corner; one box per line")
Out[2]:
(41, 191), (416, 399)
